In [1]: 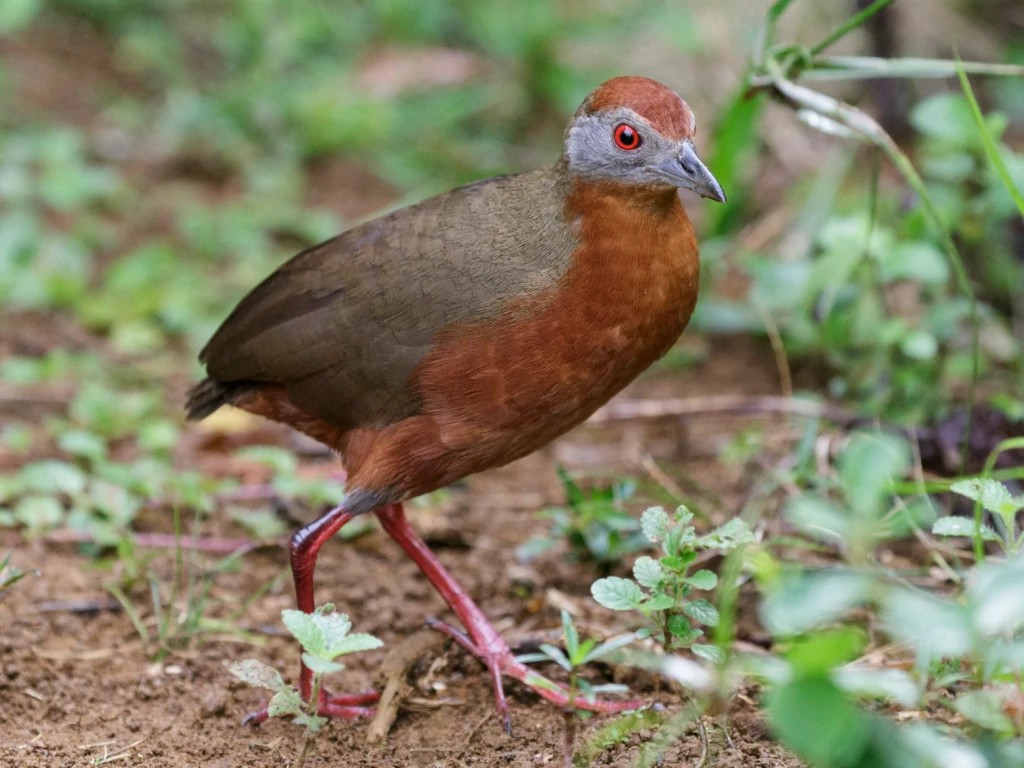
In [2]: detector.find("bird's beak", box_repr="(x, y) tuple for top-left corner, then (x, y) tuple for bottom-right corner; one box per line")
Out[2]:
(657, 141), (726, 203)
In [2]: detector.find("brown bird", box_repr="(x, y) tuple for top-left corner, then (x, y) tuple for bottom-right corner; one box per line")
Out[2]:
(187, 76), (725, 729)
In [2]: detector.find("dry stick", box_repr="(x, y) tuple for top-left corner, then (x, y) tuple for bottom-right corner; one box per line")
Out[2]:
(588, 394), (856, 427)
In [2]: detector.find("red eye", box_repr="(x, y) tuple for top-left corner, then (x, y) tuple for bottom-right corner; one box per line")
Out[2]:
(613, 123), (641, 150)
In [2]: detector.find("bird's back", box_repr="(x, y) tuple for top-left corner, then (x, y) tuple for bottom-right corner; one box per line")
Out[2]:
(192, 166), (578, 431)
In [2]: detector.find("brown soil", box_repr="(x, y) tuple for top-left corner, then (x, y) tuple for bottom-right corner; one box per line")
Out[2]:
(0, 340), (804, 768)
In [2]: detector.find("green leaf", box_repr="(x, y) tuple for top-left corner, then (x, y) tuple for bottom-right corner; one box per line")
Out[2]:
(56, 430), (107, 463)
(293, 713), (327, 733)
(882, 588), (972, 662)
(537, 643), (571, 672)
(970, 559), (1024, 635)
(228, 659), (287, 692)
(301, 653), (346, 675)
(683, 599), (719, 627)
(762, 570), (873, 635)
(14, 494), (64, 531)
(692, 644), (725, 664)
(330, 632), (383, 657)
(591, 577), (644, 611)
(19, 460), (87, 496)
(786, 627), (866, 674)
(767, 675), (871, 766)
(951, 478), (1022, 518)
(668, 614), (693, 639)
(632, 556), (663, 588)
(267, 687), (304, 717)
(784, 495), (850, 543)
(881, 241), (949, 285)
(281, 609), (330, 657)
(697, 518), (754, 549)
(640, 506), (669, 542)
(685, 569), (718, 591)
(910, 93), (978, 145)
(932, 516), (1001, 542)
(560, 610), (579, 658)
(642, 593), (676, 612)
(834, 667), (919, 707)
(954, 689), (1015, 735)
(585, 633), (635, 663)
(837, 431), (910, 520)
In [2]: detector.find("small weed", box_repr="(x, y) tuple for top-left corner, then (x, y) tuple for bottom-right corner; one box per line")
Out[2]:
(933, 477), (1024, 555)
(517, 610), (633, 768)
(518, 469), (647, 571)
(230, 604), (382, 768)
(0, 551), (26, 597)
(592, 505), (753, 662)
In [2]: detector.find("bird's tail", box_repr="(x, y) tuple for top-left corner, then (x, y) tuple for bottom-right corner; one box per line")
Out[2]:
(185, 378), (247, 421)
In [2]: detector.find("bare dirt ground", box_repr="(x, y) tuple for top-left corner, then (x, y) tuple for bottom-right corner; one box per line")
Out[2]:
(1, 337), (806, 768)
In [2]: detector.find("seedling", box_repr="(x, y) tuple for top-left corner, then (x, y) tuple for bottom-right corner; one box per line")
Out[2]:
(933, 478), (1024, 555)
(592, 506), (752, 662)
(517, 610), (633, 768)
(518, 469), (647, 571)
(230, 603), (381, 768)
(0, 551), (26, 597)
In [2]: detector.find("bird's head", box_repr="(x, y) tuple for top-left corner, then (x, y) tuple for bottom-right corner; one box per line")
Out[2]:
(564, 76), (726, 203)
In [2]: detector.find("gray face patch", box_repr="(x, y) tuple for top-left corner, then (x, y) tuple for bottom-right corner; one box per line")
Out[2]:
(564, 107), (686, 188)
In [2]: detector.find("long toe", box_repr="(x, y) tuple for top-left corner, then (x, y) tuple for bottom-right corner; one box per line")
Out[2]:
(242, 688), (380, 727)
(425, 617), (643, 726)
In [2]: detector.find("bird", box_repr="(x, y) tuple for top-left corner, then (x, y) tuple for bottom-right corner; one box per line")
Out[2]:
(186, 75), (725, 730)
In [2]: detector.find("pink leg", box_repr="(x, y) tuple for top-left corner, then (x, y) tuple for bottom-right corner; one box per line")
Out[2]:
(244, 504), (380, 726)
(375, 503), (641, 732)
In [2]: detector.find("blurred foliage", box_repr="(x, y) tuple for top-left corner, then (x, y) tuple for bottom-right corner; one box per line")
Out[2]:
(1, 1), (1024, 765)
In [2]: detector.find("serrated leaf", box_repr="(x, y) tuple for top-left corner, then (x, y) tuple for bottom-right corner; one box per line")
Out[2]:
(268, 688), (304, 717)
(931, 517), (1001, 542)
(329, 632), (383, 658)
(632, 556), (663, 588)
(685, 569), (718, 591)
(951, 478), (1022, 518)
(281, 610), (328, 657)
(692, 643), (725, 664)
(591, 577), (644, 611)
(301, 652), (346, 675)
(683, 599), (719, 627)
(640, 506), (669, 542)
(228, 659), (287, 691)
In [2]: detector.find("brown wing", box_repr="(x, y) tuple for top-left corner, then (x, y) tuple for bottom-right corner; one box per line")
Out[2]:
(197, 167), (577, 431)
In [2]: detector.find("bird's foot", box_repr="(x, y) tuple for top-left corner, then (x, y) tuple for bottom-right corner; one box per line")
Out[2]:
(426, 618), (642, 733)
(242, 688), (380, 726)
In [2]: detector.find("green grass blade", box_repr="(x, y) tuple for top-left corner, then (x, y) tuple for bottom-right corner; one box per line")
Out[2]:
(956, 61), (1024, 217)
(810, 0), (896, 56)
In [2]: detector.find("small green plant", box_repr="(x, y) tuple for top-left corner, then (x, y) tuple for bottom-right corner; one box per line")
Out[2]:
(516, 610), (633, 768)
(230, 604), (382, 767)
(591, 505), (753, 662)
(0, 551), (26, 597)
(518, 469), (647, 570)
(933, 477), (1024, 555)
